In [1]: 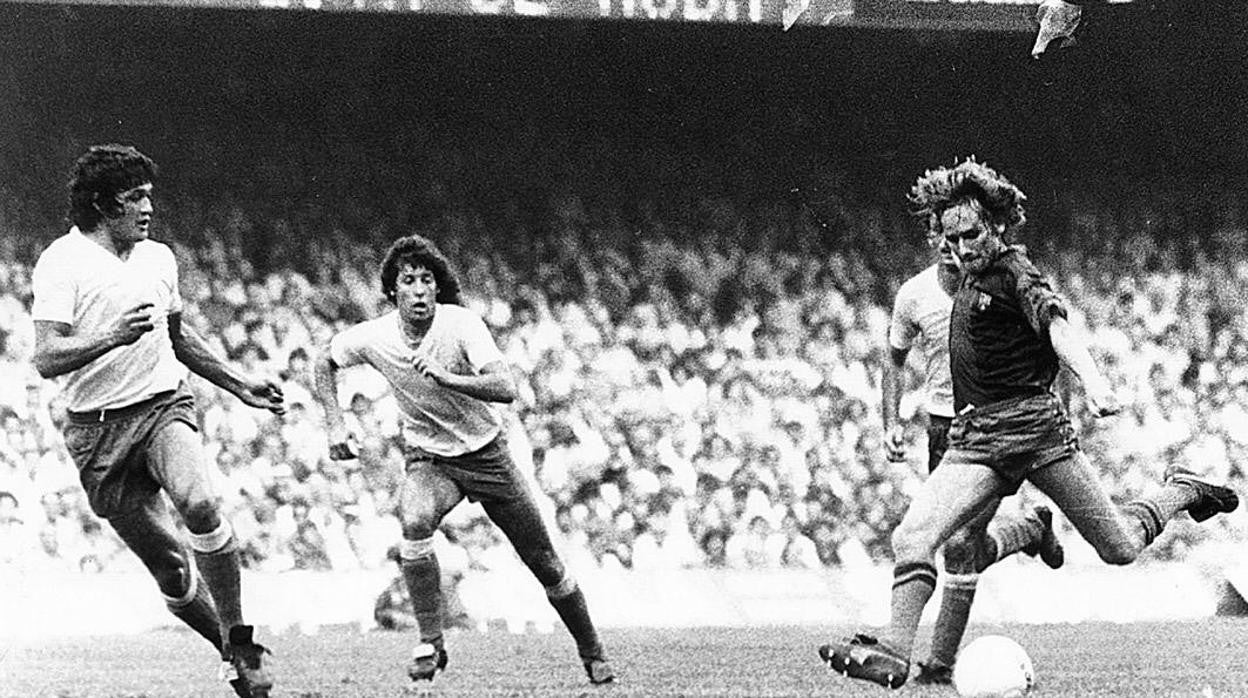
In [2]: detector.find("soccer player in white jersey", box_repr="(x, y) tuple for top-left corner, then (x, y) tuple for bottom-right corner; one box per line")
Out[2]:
(880, 221), (1065, 686)
(31, 145), (284, 698)
(312, 234), (615, 686)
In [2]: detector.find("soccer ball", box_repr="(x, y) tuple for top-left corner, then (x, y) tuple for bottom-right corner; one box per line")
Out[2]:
(952, 635), (1036, 698)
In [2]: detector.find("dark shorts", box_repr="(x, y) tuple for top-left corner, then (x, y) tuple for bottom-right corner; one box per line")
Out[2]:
(62, 386), (200, 518)
(944, 392), (1079, 494)
(927, 415), (953, 474)
(404, 435), (529, 505)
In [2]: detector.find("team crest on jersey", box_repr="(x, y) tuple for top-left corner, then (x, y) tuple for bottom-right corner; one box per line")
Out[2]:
(974, 291), (993, 311)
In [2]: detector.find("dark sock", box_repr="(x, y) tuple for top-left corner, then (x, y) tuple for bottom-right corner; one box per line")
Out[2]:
(548, 585), (604, 660)
(401, 556), (445, 649)
(166, 571), (225, 657)
(1122, 499), (1166, 547)
(884, 561), (938, 656)
(194, 538), (243, 636)
(928, 573), (978, 668)
(985, 514), (1041, 562)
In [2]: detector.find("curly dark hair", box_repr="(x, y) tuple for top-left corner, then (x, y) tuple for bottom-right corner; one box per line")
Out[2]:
(909, 157), (1027, 237)
(379, 234), (463, 306)
(67, 145), (158, 231)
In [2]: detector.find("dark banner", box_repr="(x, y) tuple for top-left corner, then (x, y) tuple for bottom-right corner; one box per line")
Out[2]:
(854, 0), (1134, 31)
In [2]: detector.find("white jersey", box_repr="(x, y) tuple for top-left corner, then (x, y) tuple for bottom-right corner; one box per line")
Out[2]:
(31, 228), (186, 412)
(330, 304), (507, 457)
(888, 264), (955, 418)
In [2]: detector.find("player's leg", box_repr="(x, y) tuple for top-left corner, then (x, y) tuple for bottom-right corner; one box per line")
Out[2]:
(886, 461), (1006, 657)
(472, 440), (613, 684)
(921, 416), (978, 683)
(63, 411), (226, 655)
(396, 453), (463, 680)
(822, 457), (1004, 689)
(923, 500), (997, 682)
(923, 499), (1063, 682)
(106, 496), (223, 655)
(149, 417), (271, 698)
(1028, 451), (1238, 564)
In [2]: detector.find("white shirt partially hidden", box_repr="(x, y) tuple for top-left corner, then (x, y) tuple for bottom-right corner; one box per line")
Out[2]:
(330, 304), (507, 457)
(31, 228), (186, 412)
(888, 264), (955, 419)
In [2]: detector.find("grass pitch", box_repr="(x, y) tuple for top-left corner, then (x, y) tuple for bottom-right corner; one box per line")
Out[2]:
(4, 620), (1247, 697)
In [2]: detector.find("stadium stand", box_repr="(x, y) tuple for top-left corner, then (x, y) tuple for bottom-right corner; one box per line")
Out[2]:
(1, 154), (1245, 577)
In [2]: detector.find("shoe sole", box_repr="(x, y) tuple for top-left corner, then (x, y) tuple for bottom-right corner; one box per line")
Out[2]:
(818, 644), (906, 689)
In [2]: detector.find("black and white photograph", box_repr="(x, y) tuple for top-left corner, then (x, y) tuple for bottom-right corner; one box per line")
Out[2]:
(0, 0), (1246, 695)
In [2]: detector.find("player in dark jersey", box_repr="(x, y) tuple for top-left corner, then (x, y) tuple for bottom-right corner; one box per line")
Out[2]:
(882, 229), (1064, 686)
(821, 157), (1239, 689)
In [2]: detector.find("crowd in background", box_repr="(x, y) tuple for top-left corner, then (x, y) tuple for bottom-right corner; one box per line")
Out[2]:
(1, 167), (1246, 578)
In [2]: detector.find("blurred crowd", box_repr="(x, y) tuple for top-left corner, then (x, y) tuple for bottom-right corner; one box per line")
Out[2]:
(1, 172), (1246, 577)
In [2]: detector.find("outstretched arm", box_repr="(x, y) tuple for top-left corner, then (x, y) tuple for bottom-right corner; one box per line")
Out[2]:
(1049, 315), (1120, 417)
(169, 313), (285, 414)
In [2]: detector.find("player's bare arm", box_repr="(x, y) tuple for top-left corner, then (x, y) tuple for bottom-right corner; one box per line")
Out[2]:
(1048, 315), (1120, 417)
(169, 312), (285, 415)
(881, 345), (911, 462)
(32, 302), (157, 379)
(413, 356), (517, 404)
(311, 346), (357, 460)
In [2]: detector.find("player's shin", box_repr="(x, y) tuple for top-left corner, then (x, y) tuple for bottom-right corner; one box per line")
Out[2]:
(545, 573), (605, 660)
(885, 561), (938, 655)
(928, 572), (978, 670)
(399, 537), (445, 649)
(190, 520), (244, 633)
(164, 566), (225, 656)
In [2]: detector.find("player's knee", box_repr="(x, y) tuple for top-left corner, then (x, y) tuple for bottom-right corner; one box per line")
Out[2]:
(942, 531), (983, 575)
(400, 519), (438, 541)
(1097, 541), (1139, 566)
(543, 569), (578, 600)
(526, 549), (565, 587)
(159, 564), (197, 606)
(891, 520), (938, 562)
(180, 497), (224, 533)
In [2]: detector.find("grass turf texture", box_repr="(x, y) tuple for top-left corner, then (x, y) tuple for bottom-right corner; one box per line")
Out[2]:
(4, 620), (1247, 697)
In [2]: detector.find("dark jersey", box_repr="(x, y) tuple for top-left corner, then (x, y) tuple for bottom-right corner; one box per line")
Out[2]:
(949, 246), (1068, 413)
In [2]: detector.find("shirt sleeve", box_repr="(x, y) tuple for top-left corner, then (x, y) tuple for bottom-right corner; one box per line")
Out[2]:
(329, 323), (369, 369)
(460, 310), (507, 370)
(30, 249), (75, 325)
(888, 284), (919, 351)
(1006, 251), (1068, 338)
(165, 247), (184, 315)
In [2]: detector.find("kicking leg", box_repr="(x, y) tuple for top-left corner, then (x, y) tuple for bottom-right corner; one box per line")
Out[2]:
(397, 456), (462, 681)
(483, 490), (614, 684)
(1029, 452), (1237, 564)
